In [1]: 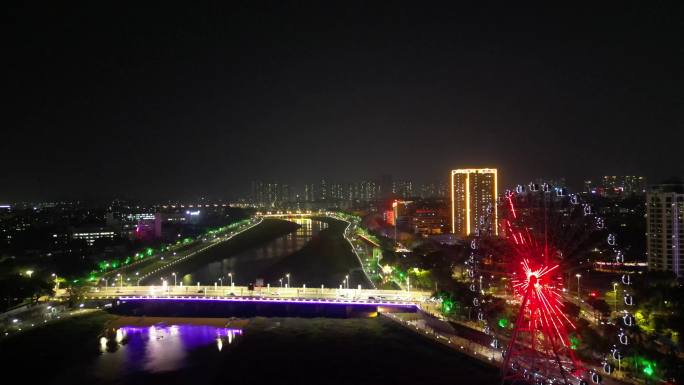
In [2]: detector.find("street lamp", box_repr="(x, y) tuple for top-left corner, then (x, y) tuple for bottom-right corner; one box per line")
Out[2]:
(575, 274), (582, 299)
(117, 273), (123, 288)
(172, 272), (177, 287)
(279, 278), (283, 288)
(613, 282), (618, 313)
(228, 273), (233, 286)
(286, 273), (290, 288)
(218, 277), (223, 288)
(345, 275), (349, 289)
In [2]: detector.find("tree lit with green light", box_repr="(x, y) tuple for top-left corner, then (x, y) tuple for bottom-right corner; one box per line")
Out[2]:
(568, 335), (580, 350)
(638, 357), (656, 377)
(441, 298), (455, 314)
(498, 318), (509, 328)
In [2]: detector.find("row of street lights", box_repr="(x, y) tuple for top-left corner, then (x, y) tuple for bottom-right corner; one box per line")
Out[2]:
(100, 271), (321, 292)
(100, 271), (143, 288)
(278, 273), (291, 288)
(575, 273), (620, 313)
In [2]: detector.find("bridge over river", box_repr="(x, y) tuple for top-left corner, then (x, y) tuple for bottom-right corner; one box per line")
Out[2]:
(81, 285), (431, 307)
(73, 285), (432, 318)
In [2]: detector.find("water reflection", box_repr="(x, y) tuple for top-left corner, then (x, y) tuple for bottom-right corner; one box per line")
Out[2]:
(97, 325), (243, 374)
(217, 329), (242, 351)
(182, 219), (327, 285)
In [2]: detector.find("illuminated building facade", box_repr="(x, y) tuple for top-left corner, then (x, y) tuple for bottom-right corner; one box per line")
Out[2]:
(451, 168), (498, 236)
(72, 228), (115, 246)
(411, 208), (448, 236)
(646, 184), (684, 277)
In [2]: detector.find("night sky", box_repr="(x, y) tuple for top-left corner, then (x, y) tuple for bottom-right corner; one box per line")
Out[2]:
(3, 2), (683, 201)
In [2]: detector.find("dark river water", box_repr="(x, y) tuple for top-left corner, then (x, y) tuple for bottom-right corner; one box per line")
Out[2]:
(82, 317), (498, 385)
(95, 324), (243, 375)
(180, 218), (327, 287)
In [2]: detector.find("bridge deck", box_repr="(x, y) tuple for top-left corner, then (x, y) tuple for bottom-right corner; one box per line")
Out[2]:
(79, 286), (431, 308)
(112, 296), (419, 308)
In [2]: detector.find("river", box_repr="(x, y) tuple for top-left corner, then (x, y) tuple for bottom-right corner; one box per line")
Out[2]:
(179, 218), (328, 287)
(45, 316), (498, 385)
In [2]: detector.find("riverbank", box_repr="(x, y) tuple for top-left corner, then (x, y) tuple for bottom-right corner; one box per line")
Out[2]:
(380, 311), (501, 366)
(0, 310), (116, 383)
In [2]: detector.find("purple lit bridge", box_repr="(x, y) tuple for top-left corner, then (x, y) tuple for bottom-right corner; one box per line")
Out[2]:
(81, 286), (432, 317)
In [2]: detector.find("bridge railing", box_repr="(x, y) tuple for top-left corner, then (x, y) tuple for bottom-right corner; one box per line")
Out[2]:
(83, 285), (431, 302)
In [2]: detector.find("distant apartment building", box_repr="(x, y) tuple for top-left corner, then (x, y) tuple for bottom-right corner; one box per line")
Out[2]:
(646, 184), (684, 277)
(380, 174), (393, 199)
(411, 208), (448, 236)
(437, 181), (449, 198)
(417, 181), (449, 199)
(251, 181), (291, 207)
(393, 180), (414, 198)
(418, 182), (437, 198)
(584, 176), (646, 196)
(359, 180), (379, 201)
(602, 176), (646, 196)
(72, 227), (115, 246)
(329, 183), (344, 200)
(304, 184), (315, 202)
(451, 168), (498, 236)
(319, 179), (328, 201)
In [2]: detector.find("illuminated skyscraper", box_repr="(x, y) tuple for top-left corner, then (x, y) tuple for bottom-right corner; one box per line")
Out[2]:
(451, 168), (498, 236)
(646, 184), (684, 277)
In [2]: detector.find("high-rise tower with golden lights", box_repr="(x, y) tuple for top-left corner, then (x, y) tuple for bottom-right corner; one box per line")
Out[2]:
(451, 168), (498, 236)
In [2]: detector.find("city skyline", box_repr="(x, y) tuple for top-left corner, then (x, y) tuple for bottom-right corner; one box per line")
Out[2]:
(0, 172), (664, 204)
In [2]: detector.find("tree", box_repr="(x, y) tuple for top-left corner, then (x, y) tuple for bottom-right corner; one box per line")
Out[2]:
(29, 278), (54, 303)
(586, 297), (610, 316)
(65, 285), (88, 308)
(563, 301), (581, 319)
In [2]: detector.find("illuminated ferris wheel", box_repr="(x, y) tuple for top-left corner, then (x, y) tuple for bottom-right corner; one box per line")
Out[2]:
(465, 182), (636, 385)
